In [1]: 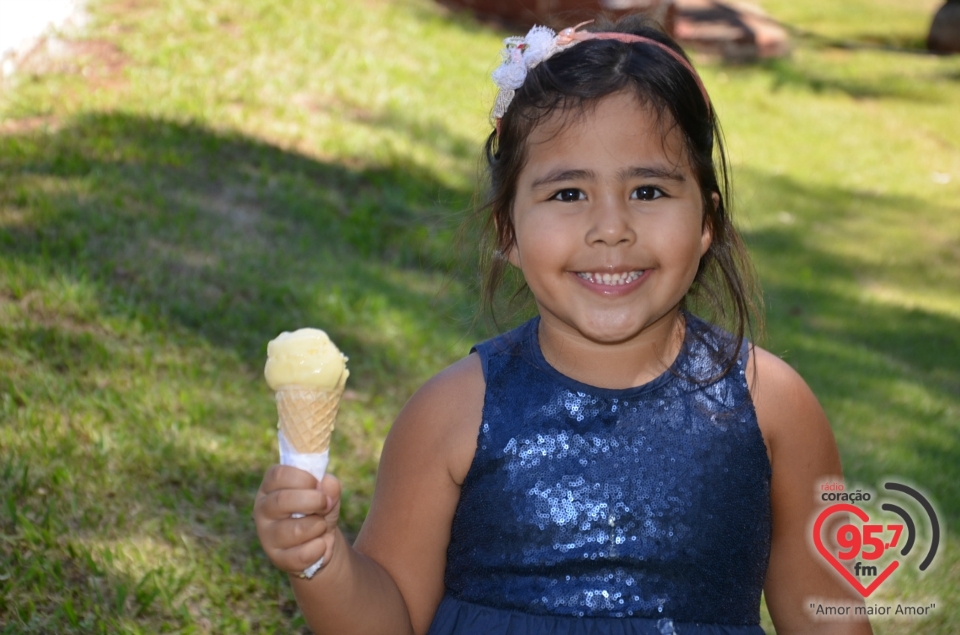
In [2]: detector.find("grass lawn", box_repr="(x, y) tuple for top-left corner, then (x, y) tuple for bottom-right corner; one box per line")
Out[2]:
(1, 0), (958, 632)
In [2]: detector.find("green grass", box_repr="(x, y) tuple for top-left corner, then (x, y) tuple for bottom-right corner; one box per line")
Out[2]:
(758, 0), (945, 48)
(1, 0), (958, 632)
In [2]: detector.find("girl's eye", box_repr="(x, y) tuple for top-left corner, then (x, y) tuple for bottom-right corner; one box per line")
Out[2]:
(632, 186), (664, 201)
(552, 188), (585, 202)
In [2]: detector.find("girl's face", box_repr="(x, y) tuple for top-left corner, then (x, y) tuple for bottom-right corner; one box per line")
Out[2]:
(508, 91), (713, 345)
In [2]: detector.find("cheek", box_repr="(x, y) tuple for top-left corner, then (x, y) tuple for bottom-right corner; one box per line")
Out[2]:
(514, 211), (574, 255)
(652, 209), (705, 251)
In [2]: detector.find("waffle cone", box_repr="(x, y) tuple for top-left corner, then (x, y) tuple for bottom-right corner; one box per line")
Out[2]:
(275, 374), (345, 454)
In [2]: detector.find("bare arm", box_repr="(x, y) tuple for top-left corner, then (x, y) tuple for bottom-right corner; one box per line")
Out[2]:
(255, 354), (485, 635)
(749, 346), (873, 635)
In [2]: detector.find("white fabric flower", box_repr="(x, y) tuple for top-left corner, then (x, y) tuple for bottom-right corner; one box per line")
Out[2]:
(521, 25), (558, 67)
(490, 26), (562, 123)
(492, 45), (527, 91)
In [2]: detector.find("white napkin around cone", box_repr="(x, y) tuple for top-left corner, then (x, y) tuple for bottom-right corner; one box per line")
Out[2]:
(278, 429), (329, 578)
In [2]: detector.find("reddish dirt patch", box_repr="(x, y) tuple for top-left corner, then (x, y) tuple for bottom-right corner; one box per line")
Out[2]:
(0, 116), (60, 135)
(12, 37), (129, 89)
(436, 0), (789, 60)
(436, 0), (675, 30)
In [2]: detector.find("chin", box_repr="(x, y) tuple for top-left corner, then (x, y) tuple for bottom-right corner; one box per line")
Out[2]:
(581, 309), (678, 344)
(580, 319), (648, 345)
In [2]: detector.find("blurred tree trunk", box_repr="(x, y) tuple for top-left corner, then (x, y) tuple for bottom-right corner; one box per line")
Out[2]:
(928, 0), (960, 53)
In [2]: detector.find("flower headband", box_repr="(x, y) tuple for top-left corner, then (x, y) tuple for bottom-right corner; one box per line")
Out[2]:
(491, 21), (711, 133)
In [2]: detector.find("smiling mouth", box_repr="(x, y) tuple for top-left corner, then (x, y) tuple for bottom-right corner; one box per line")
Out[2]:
(576, 271), (644, 286)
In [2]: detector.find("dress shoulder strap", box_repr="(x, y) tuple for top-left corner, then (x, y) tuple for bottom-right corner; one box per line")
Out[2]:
(470, 318), (538, 383)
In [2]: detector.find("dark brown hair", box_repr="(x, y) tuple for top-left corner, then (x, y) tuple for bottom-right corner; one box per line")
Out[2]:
(476, 15), (763, 365)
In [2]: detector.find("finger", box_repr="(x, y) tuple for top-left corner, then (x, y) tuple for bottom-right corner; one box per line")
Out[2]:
(269, 486), (328, 518)
(317, 474), (342, 509)
(274, 513), (329, 549)
(275, 535), (329, 575)
(256, 509), (328, 565)
(260, 515), (324, 558)
(260, 464), (320, 496)
(255, 488), (325, 522)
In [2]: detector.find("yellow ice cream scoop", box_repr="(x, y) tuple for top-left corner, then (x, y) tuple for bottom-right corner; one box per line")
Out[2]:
(264, 328), (349, 390)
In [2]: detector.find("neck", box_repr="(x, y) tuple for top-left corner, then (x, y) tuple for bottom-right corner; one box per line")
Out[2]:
(536, 308), (686, 390)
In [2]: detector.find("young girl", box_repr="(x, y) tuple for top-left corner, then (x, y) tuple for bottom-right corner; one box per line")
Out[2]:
(254, 16), (873, 635)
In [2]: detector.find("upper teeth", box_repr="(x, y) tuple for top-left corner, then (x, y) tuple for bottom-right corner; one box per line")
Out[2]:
(577, 271), (643, 285)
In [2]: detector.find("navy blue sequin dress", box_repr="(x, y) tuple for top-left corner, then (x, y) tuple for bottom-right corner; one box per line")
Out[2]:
(427, 314), (772, 635)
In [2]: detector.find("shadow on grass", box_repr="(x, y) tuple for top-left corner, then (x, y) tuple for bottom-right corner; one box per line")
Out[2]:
(752, 57), (950, 102)
(0, 112), (487, 386)
(776, 20), (932, 55)
(738, 167), (960, 530)
(0, 112), (495, 629)
(762, 274), (960, 512)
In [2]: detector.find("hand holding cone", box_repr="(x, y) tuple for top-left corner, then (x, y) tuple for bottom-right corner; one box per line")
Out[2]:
(265, 328), (348, 578)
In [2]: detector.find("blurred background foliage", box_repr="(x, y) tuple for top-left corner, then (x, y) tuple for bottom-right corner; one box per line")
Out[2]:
(0, 0), (958, 632)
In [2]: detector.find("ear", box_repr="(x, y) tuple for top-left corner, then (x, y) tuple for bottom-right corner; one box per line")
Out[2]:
(495, 213), (521, 268)
(505, 241), (521, 268)
(700, 193), (717, 257)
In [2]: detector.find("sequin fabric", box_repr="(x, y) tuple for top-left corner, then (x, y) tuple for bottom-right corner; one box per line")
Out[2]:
(442, 314), (772, 626)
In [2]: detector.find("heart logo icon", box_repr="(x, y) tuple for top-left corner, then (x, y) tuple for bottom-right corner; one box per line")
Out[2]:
(813, 503), (899, 597)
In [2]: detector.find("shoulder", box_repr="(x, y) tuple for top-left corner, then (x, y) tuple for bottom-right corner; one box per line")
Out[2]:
(745, 348), (872, 630)
(746, 345), (841, 468)
(746, 345), (814, 404)
(400, 352), (485, 420)
(745, 345), (843, 539)
(747, 345), (816, 414)
(353, 354), (486, 633)
(384, 353), (485, 485)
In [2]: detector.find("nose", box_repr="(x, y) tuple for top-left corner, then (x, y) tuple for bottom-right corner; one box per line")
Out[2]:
(585, 194), (636, 247)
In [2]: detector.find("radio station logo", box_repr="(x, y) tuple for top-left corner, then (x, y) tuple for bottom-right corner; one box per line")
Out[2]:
(812, 480), (940, 600)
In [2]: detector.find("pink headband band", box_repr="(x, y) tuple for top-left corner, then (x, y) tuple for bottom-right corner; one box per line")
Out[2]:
(491, 21), (711, 135)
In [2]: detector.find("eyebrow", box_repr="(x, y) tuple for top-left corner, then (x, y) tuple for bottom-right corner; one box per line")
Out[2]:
(622, 166), (687, 182)
(529, 165), (686, 190)
(530, 169), (595, 190)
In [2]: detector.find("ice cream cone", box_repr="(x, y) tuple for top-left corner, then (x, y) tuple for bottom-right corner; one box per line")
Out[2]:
(265, 327), (347, 578)
(275, 371), (347, 455)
